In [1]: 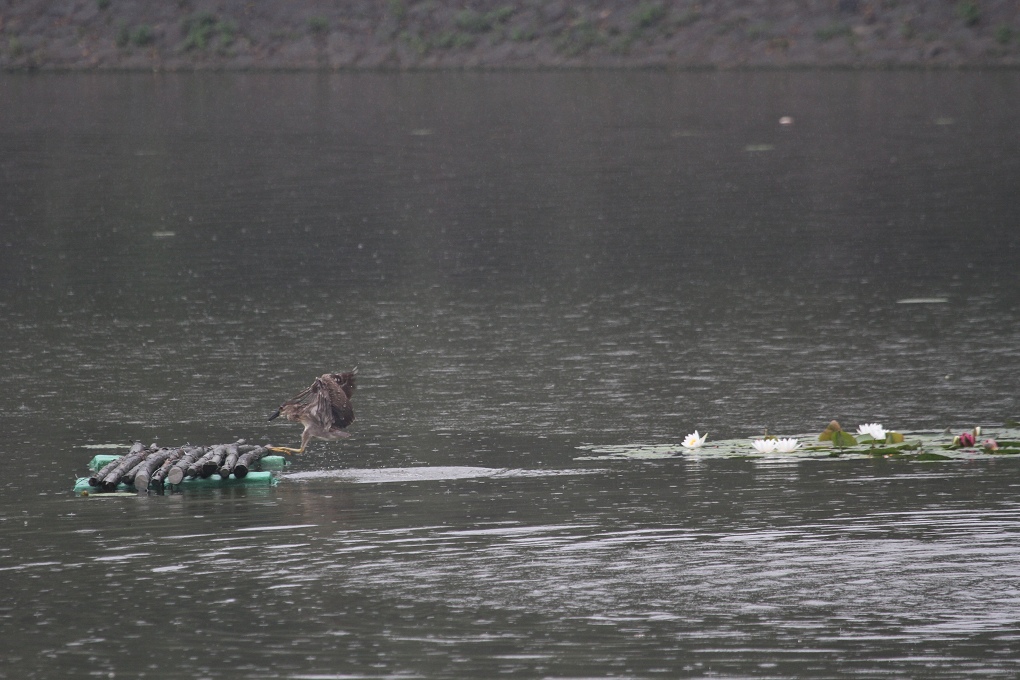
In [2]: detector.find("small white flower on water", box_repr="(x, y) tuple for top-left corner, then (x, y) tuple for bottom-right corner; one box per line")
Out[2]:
(775, 438), (801, 453)
(682, 431), (707, 449)
(856, 423), (887, 440)
(751, 439), (777, 453)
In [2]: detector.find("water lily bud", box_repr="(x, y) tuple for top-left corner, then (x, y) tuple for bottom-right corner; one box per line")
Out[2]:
(983, 439), (999, 451)
(958, 432), (976, 447)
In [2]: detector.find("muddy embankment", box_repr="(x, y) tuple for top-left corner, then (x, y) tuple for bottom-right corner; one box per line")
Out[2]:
(2, 0), (1019, 70)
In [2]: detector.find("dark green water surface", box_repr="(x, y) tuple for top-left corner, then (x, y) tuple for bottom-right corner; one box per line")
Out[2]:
(1, 71), (1018, 678)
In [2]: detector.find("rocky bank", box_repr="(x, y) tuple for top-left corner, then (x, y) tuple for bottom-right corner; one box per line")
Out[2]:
(2, 0), (1019, 70)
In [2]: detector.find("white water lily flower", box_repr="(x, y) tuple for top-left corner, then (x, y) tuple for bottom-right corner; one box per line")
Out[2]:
(856, 423), (887, 440)
(751, 439), (777, 453)
(775, 438), (801, 453)
(682, 431), (707, 449)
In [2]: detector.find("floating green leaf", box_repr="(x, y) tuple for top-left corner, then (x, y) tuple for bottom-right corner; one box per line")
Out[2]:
(831, 430), (858, 448)
(866, 444), (919, 456)
(915, 453), (952, 462)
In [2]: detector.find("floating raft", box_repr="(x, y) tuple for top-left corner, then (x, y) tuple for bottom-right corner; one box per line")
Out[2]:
(74, 440), (289, 494)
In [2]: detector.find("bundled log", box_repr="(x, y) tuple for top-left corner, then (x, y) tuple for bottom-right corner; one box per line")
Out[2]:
(81, 439), (285, 493)
(100, 443), (153, 492)
(218, 443), (240, 479)
(165, 446), (205, 485)
(186, 447), (219, 480)
(132, 448), (181, 491)
(89, 441), (145, 487)
(123, 443), (165, 488)
(201, 445), (227, 478)
(150, 448), (186, 491)
(232, 446), (268, 478)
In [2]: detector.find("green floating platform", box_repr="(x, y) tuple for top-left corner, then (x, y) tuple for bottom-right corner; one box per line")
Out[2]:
(76, 453), (290, 494)
(73, 471), (276, 494)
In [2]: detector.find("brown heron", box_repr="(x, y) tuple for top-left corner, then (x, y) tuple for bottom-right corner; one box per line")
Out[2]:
(267, 370), (356, 454)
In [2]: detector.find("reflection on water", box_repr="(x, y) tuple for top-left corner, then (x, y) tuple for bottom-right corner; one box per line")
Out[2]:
(0, 71), (1019, 677)
(6, 462), (1020, 677)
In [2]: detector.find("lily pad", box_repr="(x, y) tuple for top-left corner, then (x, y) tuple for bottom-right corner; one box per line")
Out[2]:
(576, 428), (1020, 464)
(915, 453), (953, 461)
(831, 431), (858, 448)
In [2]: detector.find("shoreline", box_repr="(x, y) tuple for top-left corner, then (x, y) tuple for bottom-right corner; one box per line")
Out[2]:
(3, 1), (1019, 72)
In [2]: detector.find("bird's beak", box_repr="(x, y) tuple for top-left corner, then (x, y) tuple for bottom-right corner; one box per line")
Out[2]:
(267, 408), (281, 421)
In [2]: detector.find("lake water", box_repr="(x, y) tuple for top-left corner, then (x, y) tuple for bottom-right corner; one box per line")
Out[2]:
(1, 71), (1019, 678)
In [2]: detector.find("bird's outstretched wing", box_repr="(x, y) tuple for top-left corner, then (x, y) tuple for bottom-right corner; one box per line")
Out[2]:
(269, 382), (317, 422)
(330, 389), (355, 430)
(307, 378), (337, 431)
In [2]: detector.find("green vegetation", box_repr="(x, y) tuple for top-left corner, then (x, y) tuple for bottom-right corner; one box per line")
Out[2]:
(632, 2), (667, 30)
(181, 12), (237, 51)
(130, 24), (155, 47)
(609, 32), (636, 55)
(556, 19), (605, 56)
(400, 30), (430, 54)
(745, 22), (772, 41)
(994, 24), (1014, 45)
(433, 30), (475, 50)
(454, 6), (514, 34)
(509, 25), (537, 42)
(489, 6), (515, 25)
(830, 430), (858, 450)
(956, 1), (980, 27)
(387, 0), (407, 21)
(115, 22), (156, 49)
(308, 16), (329, 35)
(815, 21), (852, 41)
(454, 10), (491, 33)
(674, 8), (701, 28)
(769, 36), (791, 51)
(115, 20), (129, 48)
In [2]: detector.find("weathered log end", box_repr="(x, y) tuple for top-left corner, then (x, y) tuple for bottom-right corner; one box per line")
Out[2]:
(166, 466), (185, 485)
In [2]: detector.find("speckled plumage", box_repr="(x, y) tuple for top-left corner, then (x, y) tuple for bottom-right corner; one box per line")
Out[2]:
(267, 370), (356, 454)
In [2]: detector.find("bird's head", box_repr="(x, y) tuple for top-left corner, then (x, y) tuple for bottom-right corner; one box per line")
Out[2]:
(332, 368), (357, 396)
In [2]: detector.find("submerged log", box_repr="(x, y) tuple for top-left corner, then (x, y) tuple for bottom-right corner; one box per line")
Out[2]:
(89, 441), (145, 487)
(232, 446), (268, 478)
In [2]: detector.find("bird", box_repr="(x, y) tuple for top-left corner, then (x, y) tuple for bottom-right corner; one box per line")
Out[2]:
(266, 370), (357, 454)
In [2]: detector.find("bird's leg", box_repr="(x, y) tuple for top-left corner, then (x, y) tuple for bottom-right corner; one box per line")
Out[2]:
(266, 444), (304, 455)
(267, 430), (312, 455)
